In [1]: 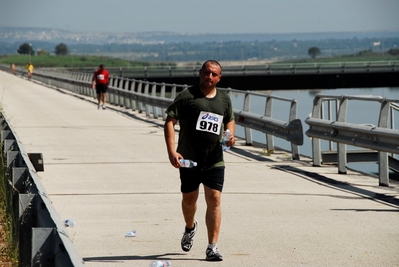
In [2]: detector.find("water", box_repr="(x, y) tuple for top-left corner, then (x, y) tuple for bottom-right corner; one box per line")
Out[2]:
(230, 87), (399, 176)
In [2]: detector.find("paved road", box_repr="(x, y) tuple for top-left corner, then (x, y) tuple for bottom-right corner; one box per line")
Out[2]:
(1, 70), (398, 267)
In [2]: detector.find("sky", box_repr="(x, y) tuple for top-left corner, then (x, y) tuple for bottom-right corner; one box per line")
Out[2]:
(0, 0), (398, 34)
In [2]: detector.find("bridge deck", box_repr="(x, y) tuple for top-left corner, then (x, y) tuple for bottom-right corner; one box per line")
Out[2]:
(1, 71), (398, 267)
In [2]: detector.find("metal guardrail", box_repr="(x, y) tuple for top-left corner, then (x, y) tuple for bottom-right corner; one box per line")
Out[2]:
(230, 91), (302, 159)
(66, 60), (399, 78)
(305, 94), (399, 186)
(1, 114), (85, 267)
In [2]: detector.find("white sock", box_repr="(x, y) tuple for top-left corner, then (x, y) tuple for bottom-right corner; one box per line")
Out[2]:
(208, 243), (217, 250)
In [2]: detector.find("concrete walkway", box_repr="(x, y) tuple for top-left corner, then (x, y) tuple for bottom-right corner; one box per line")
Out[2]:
(1, 70), (398, 267)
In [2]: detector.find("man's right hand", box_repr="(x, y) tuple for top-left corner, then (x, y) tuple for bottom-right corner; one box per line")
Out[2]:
(168, 152), (183, 168)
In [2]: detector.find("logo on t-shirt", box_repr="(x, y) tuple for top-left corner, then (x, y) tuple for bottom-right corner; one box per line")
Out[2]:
(201, 113), (220, 122)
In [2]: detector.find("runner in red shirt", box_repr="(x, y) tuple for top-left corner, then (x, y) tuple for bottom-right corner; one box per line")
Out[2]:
(91, 64), (110, 109)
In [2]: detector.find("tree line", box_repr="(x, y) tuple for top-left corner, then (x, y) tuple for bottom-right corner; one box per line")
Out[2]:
(11, 37), (399, 62)
(17, 42), (69, 56)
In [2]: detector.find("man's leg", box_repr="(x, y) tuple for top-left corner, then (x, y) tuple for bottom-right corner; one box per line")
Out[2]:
(182, 188), (199, 228)
(103, 92), (107, 105)
(101, 92), (107, 109)
(181, 188), (199, 252)
(204, 185), (223, 261)
(204, 185), (221, 244)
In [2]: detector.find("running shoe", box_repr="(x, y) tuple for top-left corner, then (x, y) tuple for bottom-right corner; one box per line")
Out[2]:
(206, 247), (223, 261)
(181, 220), (198, 252)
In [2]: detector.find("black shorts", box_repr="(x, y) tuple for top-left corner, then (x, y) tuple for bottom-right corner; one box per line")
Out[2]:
(96, 83), (108, 94)
(179, 166), (225, 193)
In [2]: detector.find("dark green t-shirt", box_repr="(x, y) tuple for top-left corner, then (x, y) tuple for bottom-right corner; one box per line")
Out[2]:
(166, 85), (235, 169)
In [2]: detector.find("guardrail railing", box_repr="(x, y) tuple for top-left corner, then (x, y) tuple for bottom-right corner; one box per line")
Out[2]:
(57, 60), (399, 77)
(1, 114), (85, 267)
(229, 90), (303, 159)
(305, 94), (399, 186)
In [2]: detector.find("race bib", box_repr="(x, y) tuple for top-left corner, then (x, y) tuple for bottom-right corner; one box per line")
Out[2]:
(97, 74), (105, 80)
(195, 111), (223, 135)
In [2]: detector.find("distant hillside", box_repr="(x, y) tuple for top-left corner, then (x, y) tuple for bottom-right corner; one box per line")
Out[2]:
(1, 27), (399, 62)
(1, 26), (399, 45)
